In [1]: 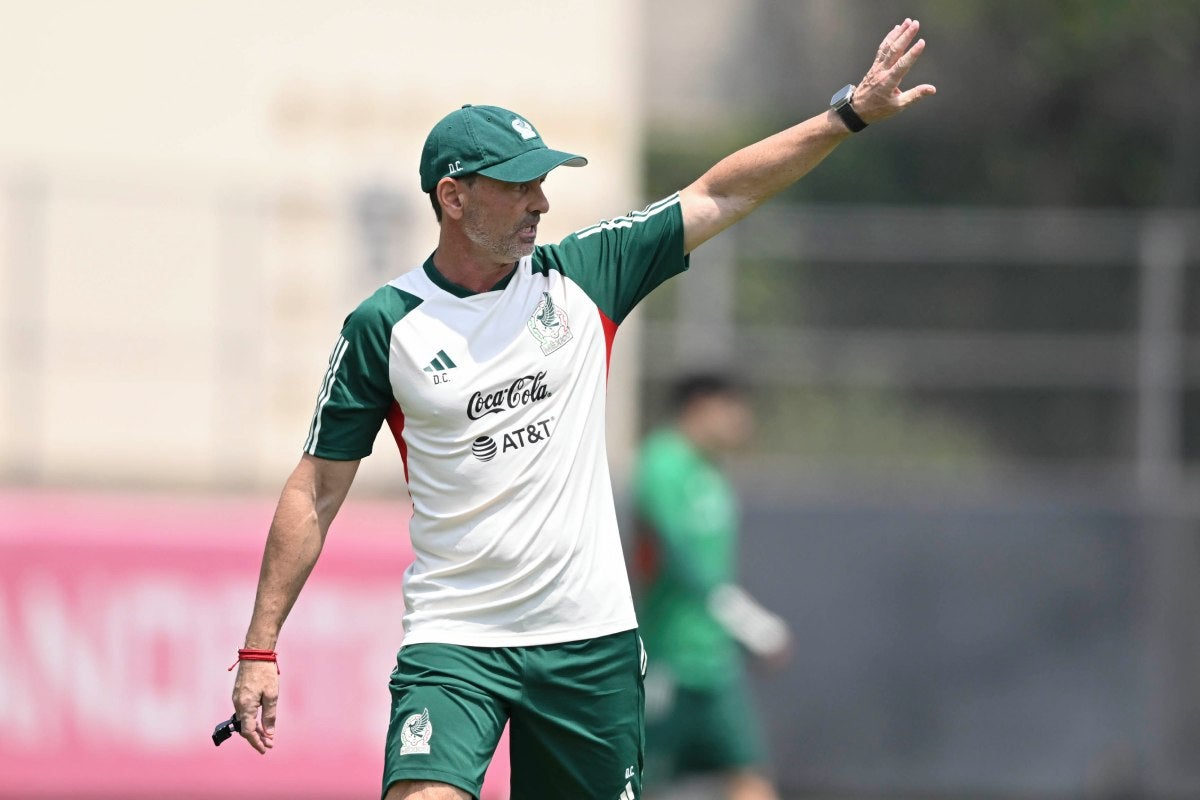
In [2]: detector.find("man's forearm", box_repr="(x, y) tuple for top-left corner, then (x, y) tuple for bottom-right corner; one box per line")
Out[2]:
(681, 110), (850, 252)
(679, 18), (934, 254)
(231, 455), (357, 754)
(243, 479), (328, 649)
(242, 456), (358, 648)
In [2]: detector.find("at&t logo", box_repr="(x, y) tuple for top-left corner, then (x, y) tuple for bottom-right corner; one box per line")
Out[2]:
(471, 419), (553, 462)
(472, 436), (498, 462)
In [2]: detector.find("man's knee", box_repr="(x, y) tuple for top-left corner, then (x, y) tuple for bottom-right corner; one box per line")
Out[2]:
(384, 779), (472, 800)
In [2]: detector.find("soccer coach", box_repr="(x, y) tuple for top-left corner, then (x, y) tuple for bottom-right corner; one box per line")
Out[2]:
(229, 18), (934, 800)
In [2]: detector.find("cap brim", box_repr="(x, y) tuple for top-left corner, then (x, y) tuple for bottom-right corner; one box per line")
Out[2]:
(476, 148), (588, 184)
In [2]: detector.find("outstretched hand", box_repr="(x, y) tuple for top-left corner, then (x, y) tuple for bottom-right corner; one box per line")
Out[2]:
(851, 18), (937, 124)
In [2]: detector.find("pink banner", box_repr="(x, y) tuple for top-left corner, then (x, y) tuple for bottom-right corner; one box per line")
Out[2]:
(0, 489), (509, 799)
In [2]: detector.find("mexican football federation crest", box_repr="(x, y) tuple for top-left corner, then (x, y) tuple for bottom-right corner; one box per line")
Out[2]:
(527, 291), (573, 355)
(399, 708), (432, 755)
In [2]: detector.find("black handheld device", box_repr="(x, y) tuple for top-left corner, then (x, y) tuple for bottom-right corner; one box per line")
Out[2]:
(212, 715), (240, 746)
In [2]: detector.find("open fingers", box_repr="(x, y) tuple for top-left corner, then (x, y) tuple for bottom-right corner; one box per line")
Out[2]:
(897, 83), (938, 108)
(854, 18), (935, 123)
(891, 36), (927, 84)
(877, 18), (920, 68)
(874, 23), (900, 63)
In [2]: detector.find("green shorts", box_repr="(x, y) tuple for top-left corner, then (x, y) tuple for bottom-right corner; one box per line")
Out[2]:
(642, 667), (767, 783)
(383, 629), (645, 800)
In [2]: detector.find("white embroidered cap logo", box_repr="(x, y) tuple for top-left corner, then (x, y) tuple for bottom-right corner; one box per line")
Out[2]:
(511, 118), (538, 141)
(399, 708), (432, 755)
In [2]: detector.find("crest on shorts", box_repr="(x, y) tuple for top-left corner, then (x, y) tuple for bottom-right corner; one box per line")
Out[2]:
(399, 708), (432, 755)
(528, 291), (573, 355)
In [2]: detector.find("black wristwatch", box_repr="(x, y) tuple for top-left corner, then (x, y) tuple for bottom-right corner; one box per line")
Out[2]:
(830, 84), (867, 133)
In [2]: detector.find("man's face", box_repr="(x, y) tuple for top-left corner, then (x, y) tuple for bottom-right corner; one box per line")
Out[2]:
(696, 393), (755, 453)
(460, 174), (550, 264)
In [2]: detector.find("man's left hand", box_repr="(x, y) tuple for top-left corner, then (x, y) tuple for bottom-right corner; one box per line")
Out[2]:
(851, 18), (937, 124)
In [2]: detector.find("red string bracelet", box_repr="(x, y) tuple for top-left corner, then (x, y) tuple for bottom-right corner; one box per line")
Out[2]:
(228, 648), (280, 674)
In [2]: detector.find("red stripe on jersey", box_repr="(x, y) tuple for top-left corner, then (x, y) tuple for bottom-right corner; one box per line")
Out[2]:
(598, 309), (619, 379)
(386, 401), (409, 482)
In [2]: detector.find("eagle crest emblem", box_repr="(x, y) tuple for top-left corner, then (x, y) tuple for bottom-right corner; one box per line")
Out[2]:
(399, 707), (432, 755)
(527, 291), (573, 355)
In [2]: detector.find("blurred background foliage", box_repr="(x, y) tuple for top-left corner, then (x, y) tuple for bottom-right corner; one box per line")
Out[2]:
(637, 0), (1200, 470)
(645, 0), (1200, 208)
(631, 12), (1200, 794)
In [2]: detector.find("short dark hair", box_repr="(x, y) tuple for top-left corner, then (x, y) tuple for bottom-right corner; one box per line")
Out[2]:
(428, 174), (476, 222)
(669, 373), (744, 413)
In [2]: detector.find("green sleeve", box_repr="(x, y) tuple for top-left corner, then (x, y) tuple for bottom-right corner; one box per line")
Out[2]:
(535, 194), (690, 323)
(302, 286), (421, 460)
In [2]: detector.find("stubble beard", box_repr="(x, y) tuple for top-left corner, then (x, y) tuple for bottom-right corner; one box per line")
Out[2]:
(462, 206), (536, 264)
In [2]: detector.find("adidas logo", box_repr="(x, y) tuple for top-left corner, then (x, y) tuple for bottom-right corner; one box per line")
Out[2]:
(423, 349), (457, 385)
(423, 350), (457, 373)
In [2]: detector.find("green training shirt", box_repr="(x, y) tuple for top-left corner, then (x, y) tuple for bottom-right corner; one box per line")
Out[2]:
(304, 195), (689, 647)
(633, 428), (741, 688)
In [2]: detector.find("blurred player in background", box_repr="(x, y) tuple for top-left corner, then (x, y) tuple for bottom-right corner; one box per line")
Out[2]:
(634, 374), (791, 800)
(229, 18), (933, 800)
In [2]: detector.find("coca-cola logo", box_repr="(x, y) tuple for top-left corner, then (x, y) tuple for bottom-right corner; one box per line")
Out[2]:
(467, 372), (552, 420)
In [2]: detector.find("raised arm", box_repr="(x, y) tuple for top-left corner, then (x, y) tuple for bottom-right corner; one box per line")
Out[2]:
(231, 453), (361, 753)
(678, 18), (936, 254)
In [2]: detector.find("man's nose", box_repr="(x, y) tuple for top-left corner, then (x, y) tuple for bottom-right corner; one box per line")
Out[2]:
(529, 182), (550, 214)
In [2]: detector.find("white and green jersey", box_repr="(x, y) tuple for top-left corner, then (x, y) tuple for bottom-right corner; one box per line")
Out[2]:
(304, 194), (689, 647)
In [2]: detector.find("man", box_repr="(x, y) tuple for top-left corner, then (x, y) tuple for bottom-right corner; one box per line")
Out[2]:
(230, 18), (934, 800)
(633, 375), (789, 800)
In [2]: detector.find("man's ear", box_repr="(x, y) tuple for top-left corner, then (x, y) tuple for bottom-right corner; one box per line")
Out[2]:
(437, 178), (467, 221)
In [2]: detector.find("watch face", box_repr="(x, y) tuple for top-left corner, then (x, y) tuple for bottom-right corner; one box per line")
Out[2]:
(830, 84), (854, 108)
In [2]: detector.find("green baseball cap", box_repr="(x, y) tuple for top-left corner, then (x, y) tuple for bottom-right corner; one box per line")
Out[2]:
(419, 104), (588, 193)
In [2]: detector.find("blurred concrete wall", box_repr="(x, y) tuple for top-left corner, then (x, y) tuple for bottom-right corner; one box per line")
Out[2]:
(0, 0), (647, 493)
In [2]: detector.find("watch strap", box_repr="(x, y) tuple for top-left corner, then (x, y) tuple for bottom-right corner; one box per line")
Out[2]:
(834, 96), (868, 133)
